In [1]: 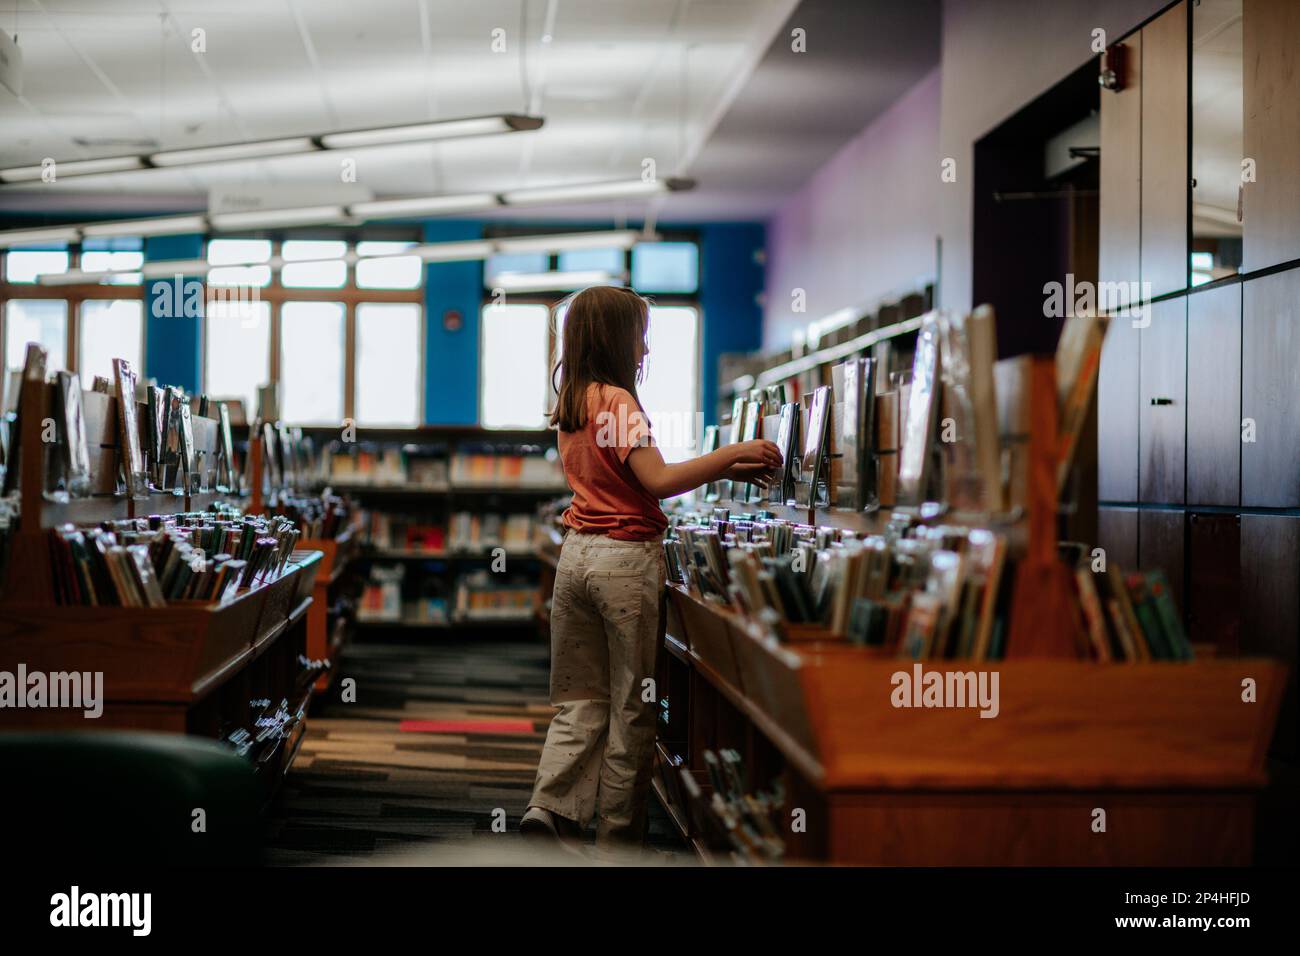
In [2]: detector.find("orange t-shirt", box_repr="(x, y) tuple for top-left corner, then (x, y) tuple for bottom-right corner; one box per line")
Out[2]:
(559, 383), (667, 541)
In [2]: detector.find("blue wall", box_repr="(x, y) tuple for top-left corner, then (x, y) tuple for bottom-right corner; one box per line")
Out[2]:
(698, 223), (765, 426)
(143, 234), (204, 392)
(136, 219), (766, 427)
(421, 220), (483, 426)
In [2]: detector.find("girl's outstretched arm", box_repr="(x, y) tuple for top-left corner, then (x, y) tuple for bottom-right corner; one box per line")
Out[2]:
(627, 439), (782, 500)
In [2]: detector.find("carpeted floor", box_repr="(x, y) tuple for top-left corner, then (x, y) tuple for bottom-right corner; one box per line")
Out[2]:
(262, 636), (690, 865)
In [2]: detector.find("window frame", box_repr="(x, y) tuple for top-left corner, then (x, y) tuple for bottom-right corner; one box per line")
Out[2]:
(199, 236), (426, 425)
(1, 235), (427, 425)
(0, 245), (144, 380)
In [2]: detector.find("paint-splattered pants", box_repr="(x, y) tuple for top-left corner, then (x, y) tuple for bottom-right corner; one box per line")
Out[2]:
(529, 531), (665, 848)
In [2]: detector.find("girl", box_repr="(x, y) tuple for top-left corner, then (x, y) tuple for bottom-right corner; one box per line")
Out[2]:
(520, 285), (782, 856)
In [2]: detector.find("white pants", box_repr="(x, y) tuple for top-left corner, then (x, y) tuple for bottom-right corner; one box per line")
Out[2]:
(529, 532), (665, 847)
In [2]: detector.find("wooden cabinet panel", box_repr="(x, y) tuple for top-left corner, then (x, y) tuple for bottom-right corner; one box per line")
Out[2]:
(1240, 514), (1298, 758)
(1139, 509), (1186, 613)
(1099, 31), (1142, 299)
(1243, 0), (1300, 272)
(1098, 314), (1140, 501)
(1241, 269), (1300, 507)
(1097, 506), (1138, 570)
(1139, 296), (1187, 504)
(1186, 513), (1240, 655)
(1140, 1), (1190, 298)
(1186, 283), (1242, 506)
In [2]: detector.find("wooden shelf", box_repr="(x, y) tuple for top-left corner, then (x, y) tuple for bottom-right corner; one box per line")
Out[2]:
(663, 578), (1290, 863)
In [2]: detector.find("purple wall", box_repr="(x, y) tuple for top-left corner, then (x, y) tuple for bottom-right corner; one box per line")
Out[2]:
(764, 1), (1168, 348)
(763, 67), (941, 349)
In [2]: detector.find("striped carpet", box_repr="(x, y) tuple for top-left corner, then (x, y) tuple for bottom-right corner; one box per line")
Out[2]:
(262, 637), (689, 865)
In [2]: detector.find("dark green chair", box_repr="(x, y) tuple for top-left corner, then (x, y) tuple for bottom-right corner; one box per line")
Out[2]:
(0, 731), (263, 866)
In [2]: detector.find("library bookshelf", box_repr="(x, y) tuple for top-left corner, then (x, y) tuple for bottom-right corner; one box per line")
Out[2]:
(641, 325), (1291, 865)
(0, 373), (323, 796)
(301, 425), (567, 634)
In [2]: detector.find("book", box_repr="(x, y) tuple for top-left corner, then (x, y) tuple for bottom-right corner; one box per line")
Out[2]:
(770, 402), (799, 506)
(54, 371), (91, 497)
(836, 357), (877, 511)
(700, 425), (721, 502)
(1, 343), (47, 496)
(1074, 566), (1113, 661)
(1146, 570), (1193, 660)
(937, 307), (1001, 512)
(797, 386), (831, 508)
(1055, 311), (1106, 494)
(217, 403), (237, 492)
(112, 359), (147, 499)
(897, 313), (942, 505)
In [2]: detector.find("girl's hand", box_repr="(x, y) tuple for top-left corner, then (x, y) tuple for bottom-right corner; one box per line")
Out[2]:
(729, 439), (783, 469)
(725, 462), (779, 487)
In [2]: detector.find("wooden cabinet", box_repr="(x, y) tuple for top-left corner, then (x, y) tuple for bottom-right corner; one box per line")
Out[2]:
(1243, 0), (1300, 272)
(1186, 283), (1242, 506)
(1099, 31), (1142, 300)
(1139, 296), (1187, 504)
(1240, 514), (1298, 758)
(1098, 313), (1140, 501)
(1140, 1), (1189, 298)
(1097, 506), (1139, 570)
(1139, 508), (1186, 612)
(1186, 513), (1240, 656)
(1242, 269), (1300, 507)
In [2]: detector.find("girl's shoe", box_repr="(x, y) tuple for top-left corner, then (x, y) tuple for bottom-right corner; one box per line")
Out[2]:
(520, 807), (587, 858)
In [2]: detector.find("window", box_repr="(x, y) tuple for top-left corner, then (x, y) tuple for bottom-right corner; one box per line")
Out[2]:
(484, 252), (548, 286)
(632, 241), (698, 293)
(5, 248), (69, 284)
(355, 241), (421, 289)
(282, 239), (347, 289)
(280, 301), (345, 424)
(640, 306), (699, 464)
(79, 300), (143, 383)
(207, 238), (272, 287)
(355, 303), (421, 426)
(551, 302), (700, 464)
(4, 299), (67, 375)
(480, 303), (550, 428)
(82, 239), (143, 285)
(205, 298), (271, 419)
(558, 247), (624, 274)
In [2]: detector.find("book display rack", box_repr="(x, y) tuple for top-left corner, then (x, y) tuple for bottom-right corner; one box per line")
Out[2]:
(644, 307), (1288, 865)
(0, 349), (325, 797)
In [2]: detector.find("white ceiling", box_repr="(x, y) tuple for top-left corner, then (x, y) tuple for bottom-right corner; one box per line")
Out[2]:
(0, 0), (801, 222)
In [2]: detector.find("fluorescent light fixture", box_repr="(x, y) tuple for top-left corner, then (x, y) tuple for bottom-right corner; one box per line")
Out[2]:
(37, 269), (106, 286)
(82, 215), (209, 238)
(320, 114), (541, 149)
(141, 259), (211, 279)
(209, 205), (346, 231)
(0, 226), (82, 248)
(496, 229), (645, 254)
(410, 240), (496, 263)
(500, 176), (693, 207)
(1, 114), (543, 184)
(0, 155), (147, 183)
(349, 193), (499, 218)
(149, 137), (317, 167)
(492, 270), (624, 293)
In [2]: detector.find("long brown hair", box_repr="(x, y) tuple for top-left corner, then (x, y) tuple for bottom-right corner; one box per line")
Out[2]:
(550, 285), (650, 432)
